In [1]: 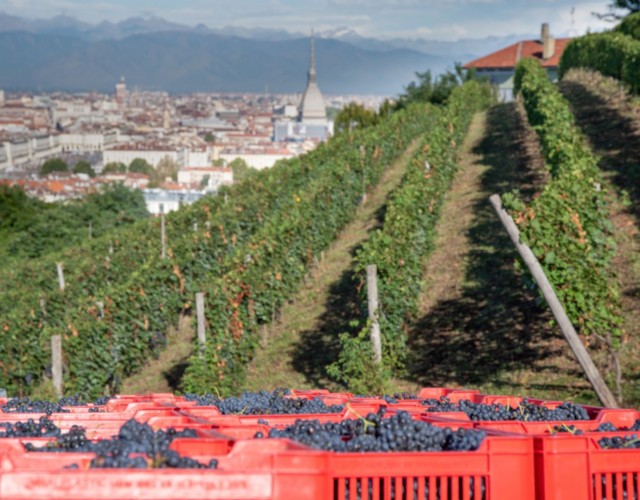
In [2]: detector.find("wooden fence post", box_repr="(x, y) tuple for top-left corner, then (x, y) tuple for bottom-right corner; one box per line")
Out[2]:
(489, 194), (618, 408)
(366, 264), (383, 364)
(160, 212), (166, 259)
(195, 292), (206, 354)
(51, 335), (63, 398)
(359, 145), (367, 204)
(56, 263), (65, 291)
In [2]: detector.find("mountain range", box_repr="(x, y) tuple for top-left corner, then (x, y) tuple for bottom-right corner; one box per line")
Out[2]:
(0, 13), (536, 95)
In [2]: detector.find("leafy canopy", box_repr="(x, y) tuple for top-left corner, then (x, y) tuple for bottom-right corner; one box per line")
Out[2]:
(40, 158), (68, 175)
(595, 0), (640, 21)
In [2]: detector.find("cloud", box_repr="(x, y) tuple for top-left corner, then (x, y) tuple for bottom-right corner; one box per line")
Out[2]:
(0, 0), (613, 41)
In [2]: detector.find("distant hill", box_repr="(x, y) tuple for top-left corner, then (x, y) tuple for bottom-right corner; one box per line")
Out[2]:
(0, 31), (448, 95)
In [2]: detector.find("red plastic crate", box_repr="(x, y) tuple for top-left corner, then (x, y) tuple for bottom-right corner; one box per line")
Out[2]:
(325, 435), (534, 500)
(534, 432), (640, 500)
(0, 438), (330, 500)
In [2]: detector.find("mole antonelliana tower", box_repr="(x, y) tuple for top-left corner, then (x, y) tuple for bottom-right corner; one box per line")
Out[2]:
(298, 30), (327, 125)
(273, 30), (333, 141)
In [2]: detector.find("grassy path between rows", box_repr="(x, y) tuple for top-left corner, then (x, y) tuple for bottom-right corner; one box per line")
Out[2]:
(401, 104), (597, 403)
(126, 91), (638, 406)
(242, 141), (421, 391)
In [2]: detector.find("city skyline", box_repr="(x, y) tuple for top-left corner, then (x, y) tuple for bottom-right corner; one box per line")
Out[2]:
(0, 0), (614, 41)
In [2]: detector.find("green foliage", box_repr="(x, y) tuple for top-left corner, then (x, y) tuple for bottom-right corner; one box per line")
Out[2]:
(40, 158), (68, 176)
(329, 81), (494, 388)
(203, 132), (215, 143)
(377, 100), (394, 121)
(595, 0), (640, 21)
(334, 103), (379, 135)
(326, 325), (391, 395)
(72, 161), (95, 178)
(129, 158), (152, 175)
(0, 185), (46, 233)
(559, 31), (640, 94)
(229, 158), (255, 184)
(508, 58), (622, 346)
(182, 103), (438, 396)
(0, 184), (148, 262)
(103, 162), (127, 174)
(616, 11), (640, 39)
(148, 156), (179, 187)
(399, 63), (482, 106)
(0, 101), (435, 398)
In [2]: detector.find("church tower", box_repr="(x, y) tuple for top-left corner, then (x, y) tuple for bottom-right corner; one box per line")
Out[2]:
(298, 30), (327, 125)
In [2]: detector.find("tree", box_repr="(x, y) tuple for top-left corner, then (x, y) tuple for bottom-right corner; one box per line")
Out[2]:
(129, 157), (152, 175)
(149, 156), (179, 187)
(595, 0), (640, 21)
(377, 99), (394, 121)
(72, 160), (95, 177)
(0, 185), (45, 233)
(199, 174), (211, 189)
(616, 11), (640, 38)
(102, 162), (127, 174)
(40, 158), (68, 176)
(334, 103), (378, 135)
(399, 62), (480, 106)
(203, 132), (215, 143)
(229, 158), (255, 183)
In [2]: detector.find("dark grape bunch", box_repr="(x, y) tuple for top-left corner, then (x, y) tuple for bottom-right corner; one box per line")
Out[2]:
(551, 419), (640, 434)
(26, 419), (218, 470)
(259, 409), (486, 453)
(598, 435), (640, 449)
(382, 393), (418, 404)
(2, 398), (70, 415)
(599, 419), (640, 432)
(58, 395), (86, 407)
(1, 396), (114, 415)
(0, 416), (61, 437)
(184, 388), (344, 415)
(551, 424), (585, 435)
(92, 396), (113, 406)
(422, 398), (590, 421)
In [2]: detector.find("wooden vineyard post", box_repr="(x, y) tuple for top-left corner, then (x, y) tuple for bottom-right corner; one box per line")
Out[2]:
(160, 212), (166, 259)
(56, 263), (65, 291)
(359, 144), (367, 204)
(51, 335), (63, 398)
(366, 264), (383, 364)
(489, 194), (618, 408)
(195, 292), (206, 355)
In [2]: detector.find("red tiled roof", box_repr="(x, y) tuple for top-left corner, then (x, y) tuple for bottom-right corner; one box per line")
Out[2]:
(464, 38), (572, 70)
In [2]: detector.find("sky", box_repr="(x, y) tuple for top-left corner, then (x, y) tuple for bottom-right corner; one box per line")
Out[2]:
(0, 0), (615, 41)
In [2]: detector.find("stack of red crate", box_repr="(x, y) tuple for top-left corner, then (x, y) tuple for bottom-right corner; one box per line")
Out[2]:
(1, 388), (637, 499)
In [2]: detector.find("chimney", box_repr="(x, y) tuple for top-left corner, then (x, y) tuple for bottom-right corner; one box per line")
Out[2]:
(541, 23), (555, 60)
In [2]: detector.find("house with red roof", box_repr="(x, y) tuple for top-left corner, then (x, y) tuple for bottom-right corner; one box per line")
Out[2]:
(464, 24), (571, 101)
